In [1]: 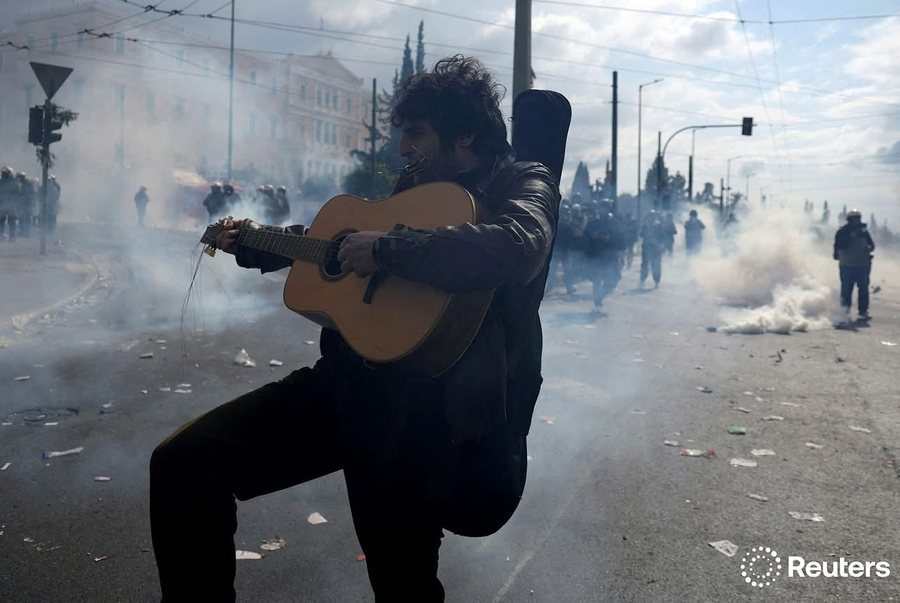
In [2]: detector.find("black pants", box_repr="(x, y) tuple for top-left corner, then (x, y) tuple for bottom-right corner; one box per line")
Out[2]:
(640, 248), (662, 284)
(839, 265), (871, 314)
(150, 364), (525, 601)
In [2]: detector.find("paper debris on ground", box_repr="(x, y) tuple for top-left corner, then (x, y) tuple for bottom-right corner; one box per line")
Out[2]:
(42, 447), (84, 459)
(848, 425), (872, 433)
(750, 449), (776, 456)
(260, 538), (285, 551)
(696, 386), (713, 393)
(139, 352), (154, 359)
(729, 458), (758, 468)
(727, 426), (747, 435)
(629, 410), (647, 415)
(747, 493), (770, 502)
(881, 341), (897, 347)
(269, 359), (284, 367)
(780, 402), (800, 407)
(234, 349), (256, 367)
(805, 442), (824, 449)
(761, 415), (784, 421)
(307, 512), (328, 525)
(708, 540), (739, 557)
(174, 389), (192, 394)
(158, 387), (172, 392)
(1, 462), (10, 471)
(680, 448), (715, 458)
(663, 440), (680, 447)
(538, 415), (556, 424)
(733, 407), (751, 413)
(236, 550), (262, 560)
(788, 511), (824, 522)
(304, 340), (316, 345)
(13, 375), (30, 382)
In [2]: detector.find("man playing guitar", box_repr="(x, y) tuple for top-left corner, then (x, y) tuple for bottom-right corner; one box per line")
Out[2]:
(150, 55), (561, 601)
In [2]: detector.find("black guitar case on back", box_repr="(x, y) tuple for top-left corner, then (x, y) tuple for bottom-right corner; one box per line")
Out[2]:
(510, 89), (572, 186)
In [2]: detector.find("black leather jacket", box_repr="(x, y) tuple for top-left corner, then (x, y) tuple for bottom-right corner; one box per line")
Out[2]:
(236, 160), (560, 442)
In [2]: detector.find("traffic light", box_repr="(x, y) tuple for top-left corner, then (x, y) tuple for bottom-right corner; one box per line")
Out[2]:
(45, 113), (64, 145)
(741, 116), (754, 136)
(28, 106), (43, 144)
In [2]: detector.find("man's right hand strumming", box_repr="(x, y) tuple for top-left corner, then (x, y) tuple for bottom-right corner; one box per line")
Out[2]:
(216, 217), (260, 255)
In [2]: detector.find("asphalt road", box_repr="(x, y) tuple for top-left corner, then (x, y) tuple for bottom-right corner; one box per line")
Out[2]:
(1, 225), (899, 602)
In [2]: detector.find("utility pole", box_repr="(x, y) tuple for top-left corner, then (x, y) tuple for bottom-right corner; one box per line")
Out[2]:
(226, 0), (235, 181)
(636, 78), (662, 219)
(610, 71), (617, 201)
(512, 0), (532, 114)
(369, 78), (378, 198)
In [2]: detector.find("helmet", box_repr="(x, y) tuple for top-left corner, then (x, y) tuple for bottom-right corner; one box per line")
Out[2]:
(846, 209), (862, 220)
(211, 182), (222, 191)
(689, 209), (698, 217)
(276, 185), (286, 192)
(0, 166), (12, 177)
(223, 183), (234, 193)
(16, 171), (27, 180)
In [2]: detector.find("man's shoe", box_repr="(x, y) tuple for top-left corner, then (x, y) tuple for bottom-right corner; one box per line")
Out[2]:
(858, 312), (871, 321)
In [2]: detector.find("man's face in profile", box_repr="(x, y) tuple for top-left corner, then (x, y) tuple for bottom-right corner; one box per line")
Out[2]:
(398, 120), (463, 185)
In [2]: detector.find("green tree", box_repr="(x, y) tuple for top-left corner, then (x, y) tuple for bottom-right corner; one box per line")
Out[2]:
(415, 21), (426, 75)
(35, 102), (78, 169)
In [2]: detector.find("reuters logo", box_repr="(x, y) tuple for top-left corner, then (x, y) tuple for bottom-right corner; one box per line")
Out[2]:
(741, 546), (782, 588)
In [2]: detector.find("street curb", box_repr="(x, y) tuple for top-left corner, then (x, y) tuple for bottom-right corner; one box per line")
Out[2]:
(6, 248), (104, 332)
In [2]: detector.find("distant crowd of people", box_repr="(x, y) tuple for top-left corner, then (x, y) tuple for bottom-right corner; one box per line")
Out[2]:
(545, 196), (705, 310)
(202, 182), (292, 226)
(0, 165), (60, 241)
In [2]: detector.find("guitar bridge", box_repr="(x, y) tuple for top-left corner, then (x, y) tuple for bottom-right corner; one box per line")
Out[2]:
(203, 245), (217, 257)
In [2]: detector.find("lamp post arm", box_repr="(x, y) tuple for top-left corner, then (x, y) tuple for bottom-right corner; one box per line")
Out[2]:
(662, 123), (744, 157)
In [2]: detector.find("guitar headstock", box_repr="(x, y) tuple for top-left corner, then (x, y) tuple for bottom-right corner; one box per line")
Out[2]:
(199, 218), (232, 257)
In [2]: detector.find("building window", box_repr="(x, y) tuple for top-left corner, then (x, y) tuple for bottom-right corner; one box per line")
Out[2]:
(250, 71), (257, 86)
(317, 88), (322, 107)
(174, 96), (185, 121)
(315, 120), (322, 142)
(146, 91), (155, 117)
(332, 92), (338, 110)
(114, 85), (125, 113)
(300, 84), (306, 100)
(300, 123), (306, 141)
(249, 112), (257, 135)
(346, 97), (351, 113)
(271, 76), (278, 95)
(270, 116), (278, 139)
(331, 126), (337, 145)
(51, 31), (59, 53)
(115, 34), (125, 54)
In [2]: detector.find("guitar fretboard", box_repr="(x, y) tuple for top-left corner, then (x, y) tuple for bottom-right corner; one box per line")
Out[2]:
(236, 228), (335, 264)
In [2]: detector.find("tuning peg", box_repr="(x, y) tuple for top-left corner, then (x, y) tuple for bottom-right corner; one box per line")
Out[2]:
(203, 245), (217, 257)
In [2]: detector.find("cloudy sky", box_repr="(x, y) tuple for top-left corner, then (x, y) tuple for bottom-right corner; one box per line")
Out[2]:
(6, 0), (900, 221)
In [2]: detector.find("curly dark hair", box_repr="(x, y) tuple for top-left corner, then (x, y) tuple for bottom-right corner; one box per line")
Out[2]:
(391, 55), (509, 159)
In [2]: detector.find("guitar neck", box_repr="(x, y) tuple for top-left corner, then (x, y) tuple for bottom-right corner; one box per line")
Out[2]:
(236, 227), (332, 264)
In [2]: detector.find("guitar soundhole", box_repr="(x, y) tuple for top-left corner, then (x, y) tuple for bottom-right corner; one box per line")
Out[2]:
(320, 232), (353, 280)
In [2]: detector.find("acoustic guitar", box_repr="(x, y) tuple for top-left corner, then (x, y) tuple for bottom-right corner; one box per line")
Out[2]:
(200, 182), (494, 379)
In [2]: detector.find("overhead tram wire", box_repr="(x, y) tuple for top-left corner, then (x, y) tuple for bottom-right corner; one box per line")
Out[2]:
(767, 0), (794, 189)
(533, 0), (899, 25)
(374, 0), (900, 109)
(733, 0), (785, 178)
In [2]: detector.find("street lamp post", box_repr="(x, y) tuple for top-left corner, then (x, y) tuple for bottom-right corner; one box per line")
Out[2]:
(637, 78), (662, 219)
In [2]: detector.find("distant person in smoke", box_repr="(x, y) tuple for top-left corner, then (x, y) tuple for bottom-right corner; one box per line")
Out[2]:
(203, 182), (226, 224)
(622, 211), (638, 269)
(134, 186), (149, 228)
(662, 212), (677, 255)
(273, 185), (291, 224)
(222, 183), (241, 214)
(16, 172), (35, 238)
(684, 209), (705, 255)
(149, 55), (559, 601)
(0, 166), (19, 241)
(833, 209), (875, 320)
(639, 210), (667, 288)
(582, 201), (625, 309)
